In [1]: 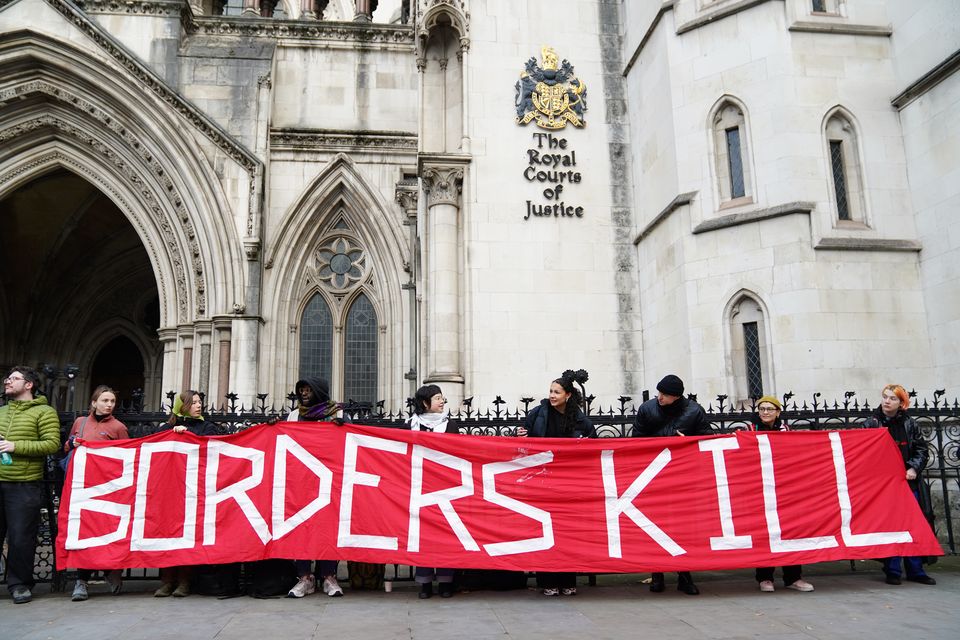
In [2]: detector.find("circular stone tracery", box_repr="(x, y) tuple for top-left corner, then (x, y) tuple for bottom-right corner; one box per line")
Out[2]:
(316, 236), (365, 289)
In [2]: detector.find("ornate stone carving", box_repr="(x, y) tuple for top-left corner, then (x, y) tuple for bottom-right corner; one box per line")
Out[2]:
(78, 0), (183, 16)
(185, 14), (415, 46)
(394, 182), (419, 214)
(421, 165), (463, 207)
(270, 128), (418, 152)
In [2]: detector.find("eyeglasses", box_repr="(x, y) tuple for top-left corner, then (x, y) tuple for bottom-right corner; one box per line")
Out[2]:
(758, 406), (779, 413)
(3, 375), (25, 384)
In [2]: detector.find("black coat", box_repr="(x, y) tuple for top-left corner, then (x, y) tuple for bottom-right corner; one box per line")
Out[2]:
(631, 397), (709, 437)
(161, 415), (220, 437)
(863, 408), (928, 474)
(524, 400), (596, 438)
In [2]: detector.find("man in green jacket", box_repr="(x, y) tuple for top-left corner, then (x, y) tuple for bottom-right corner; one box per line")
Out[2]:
(1, 366), (61, 604)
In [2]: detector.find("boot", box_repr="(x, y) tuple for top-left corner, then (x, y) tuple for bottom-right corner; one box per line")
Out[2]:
(649, 572), (665, 593)
(418, 583), (433, 599)
(438, 582), (454, 598)
(677, 572), (699, 595)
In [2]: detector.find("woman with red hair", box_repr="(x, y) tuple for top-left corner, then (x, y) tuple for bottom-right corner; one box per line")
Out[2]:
(863, 384), (935, 586)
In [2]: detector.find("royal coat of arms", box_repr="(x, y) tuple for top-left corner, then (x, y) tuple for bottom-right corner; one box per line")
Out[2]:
(515, 46), (587, 130)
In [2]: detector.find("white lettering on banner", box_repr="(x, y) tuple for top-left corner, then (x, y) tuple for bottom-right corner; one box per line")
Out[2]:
(131, 441), (201, 551)
(203, 440), (271, 545)
(272, 434), (333, 540)
(480, 452), (556, 556)
(757, 434), (838, 552)
(338, 433), (408, 549)
(828, 431), (913, 546)
(699, 438), (753, 551)
(408, 445), (480, 553)
(65, 447), (136, 549)
(601, 448), (685, 558)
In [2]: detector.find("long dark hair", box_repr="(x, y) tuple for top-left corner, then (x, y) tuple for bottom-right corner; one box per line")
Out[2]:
(413, 384), (443, 415)
(548, 369), (588, 436)
(167, 389), (200, 426)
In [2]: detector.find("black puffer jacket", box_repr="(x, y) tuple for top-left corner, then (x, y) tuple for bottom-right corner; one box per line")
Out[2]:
(631, 396), (709, 437)
(524, 400), (596, 438)
(160, 415), (220, 437)
(863, 408), (928, 474)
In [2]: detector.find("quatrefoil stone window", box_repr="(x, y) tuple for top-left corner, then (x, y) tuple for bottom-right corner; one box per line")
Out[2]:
(316, 237), (365, 289)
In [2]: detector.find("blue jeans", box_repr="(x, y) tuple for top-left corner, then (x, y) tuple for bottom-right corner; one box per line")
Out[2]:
(883, 556), (926, 579)
(0, 481), (44, 591)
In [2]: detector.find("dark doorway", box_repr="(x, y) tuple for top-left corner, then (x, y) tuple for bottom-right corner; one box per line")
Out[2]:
(89, 336), (145, 406)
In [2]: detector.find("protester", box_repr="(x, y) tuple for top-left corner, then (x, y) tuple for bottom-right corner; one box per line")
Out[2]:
(863, 384), (936, 586)
(285, 378), (346, 598)
(0, 366), (61, 604)
(746, 395), (814, 593)
(518, 370), (595, 596)
(407, 384), (459, 599)
(154, 389), (219, 597)
(631, 374), (707, 595)
(66, 385), (129, 601)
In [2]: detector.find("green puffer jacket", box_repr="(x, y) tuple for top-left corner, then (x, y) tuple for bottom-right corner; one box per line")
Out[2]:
(0, 395), (61, 482)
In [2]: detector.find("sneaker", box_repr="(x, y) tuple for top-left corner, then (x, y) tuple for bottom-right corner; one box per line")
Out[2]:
(154, 582), (175, 597)
(759, 580), (775, 592)
(288, 575), (316, 598)
(561, 587), (577, 596)
(71, 581), (89, 602)
(322, 576), (344, 597)
(906, 575), (936, 585)
(786, 579), (814, 592)
(542, 588), (559, 596)
(172, 582), (190, 597)
(105, 570), (123, 595)
(11, 586), (32, 604)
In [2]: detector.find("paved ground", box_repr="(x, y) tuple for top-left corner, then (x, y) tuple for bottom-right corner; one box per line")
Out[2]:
(2, 559), (957, 640)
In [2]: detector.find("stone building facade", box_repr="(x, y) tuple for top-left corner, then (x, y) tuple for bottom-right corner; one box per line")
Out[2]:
(0, 0), (956, 411)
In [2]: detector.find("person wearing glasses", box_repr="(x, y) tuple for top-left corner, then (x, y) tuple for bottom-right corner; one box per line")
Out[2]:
(407, 384), (459, 598)
(0, 366), (61, 604)
(747, 395), (814, 593)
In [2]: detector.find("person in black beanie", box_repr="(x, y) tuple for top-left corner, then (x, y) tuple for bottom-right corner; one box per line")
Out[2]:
(631, 374), (709, 595)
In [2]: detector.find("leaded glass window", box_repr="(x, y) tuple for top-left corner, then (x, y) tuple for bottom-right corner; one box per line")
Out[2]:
(343, 293), (378, 406)
(743, 321), (763, 399)
(829, 139), (850, 220)
(726, 127), (746, 199)
(812, 0), (827, 12)
(299, 293), (333, 383)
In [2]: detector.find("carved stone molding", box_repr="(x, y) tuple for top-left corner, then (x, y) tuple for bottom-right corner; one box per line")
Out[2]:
(394, 181), (419, 216)
(185, 14), (415, 47)
(416, 0), (470, 57)
(270, 128), (418, 152)
(420, 165), (463, 208)
(0, 105), (206, 321)
(78, 0), (183, 16)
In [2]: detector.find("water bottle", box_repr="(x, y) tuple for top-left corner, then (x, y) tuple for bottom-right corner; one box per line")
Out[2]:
(0, 437), (11, 465)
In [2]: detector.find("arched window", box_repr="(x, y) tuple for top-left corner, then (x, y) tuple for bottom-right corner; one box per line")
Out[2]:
(299, 293), (333, 383)
(343, 293), (378, 405)
(727, 294), (771, 403)
(297, 224), (380, 406)
(824, 110), (866, 223)
(711, 98), (754, 206)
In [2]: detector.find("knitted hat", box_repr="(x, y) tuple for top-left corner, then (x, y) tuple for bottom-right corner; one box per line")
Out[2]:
(756, 395), (782, 410)
(656, 374), (684, 397)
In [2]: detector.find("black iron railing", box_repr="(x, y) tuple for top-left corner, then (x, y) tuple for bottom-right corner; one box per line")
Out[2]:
(5, 390), (958, 588)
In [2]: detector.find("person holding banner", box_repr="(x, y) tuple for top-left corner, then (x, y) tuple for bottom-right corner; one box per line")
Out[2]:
(518, 370), (595, 596)
(65, 385), (129, 601)
(863, 384), (936, 586)
(407, 384), (460, 599)
(747, 395), (814, 593)
(285, 378), (346, 598)
(153, 389), (219, 597)
(631, 374), (707, 595)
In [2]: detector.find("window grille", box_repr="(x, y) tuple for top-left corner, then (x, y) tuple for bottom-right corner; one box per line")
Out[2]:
(829, 139), (850, 220)
(743, 321), (763, 399)
(344, 293), (378, 406)
(299, 293), (333, 383)
(726, 127), (746, 199)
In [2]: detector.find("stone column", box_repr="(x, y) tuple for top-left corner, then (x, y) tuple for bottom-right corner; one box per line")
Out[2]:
(354, 0), (375, 21)
(231, 315), (261, 409)
(396, 181), (420, 398)
(300, 0), (315, 19)
(178, 325), (195, 392)
(212, 317), (233, 411)
(420, 159), (469, 403)
(157, 327), (178, 407)
(242, 0), (260, 16)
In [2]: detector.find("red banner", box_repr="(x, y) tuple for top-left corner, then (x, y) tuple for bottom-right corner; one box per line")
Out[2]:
(56, 423), (942, 572)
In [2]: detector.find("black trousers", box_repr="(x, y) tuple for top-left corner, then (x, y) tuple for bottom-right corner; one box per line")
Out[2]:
(0, 481), (44, 591)
(537, 572), (576, 590)
(755, 565), (802, 585)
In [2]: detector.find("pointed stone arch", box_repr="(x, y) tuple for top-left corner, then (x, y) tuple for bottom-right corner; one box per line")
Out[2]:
(264, 153), (407, 404)
(0, 30), (249, 326)
(722, 288), (775, 404)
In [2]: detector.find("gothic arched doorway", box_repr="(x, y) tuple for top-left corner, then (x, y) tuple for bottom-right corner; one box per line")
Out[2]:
(0, 168), (161, 409)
